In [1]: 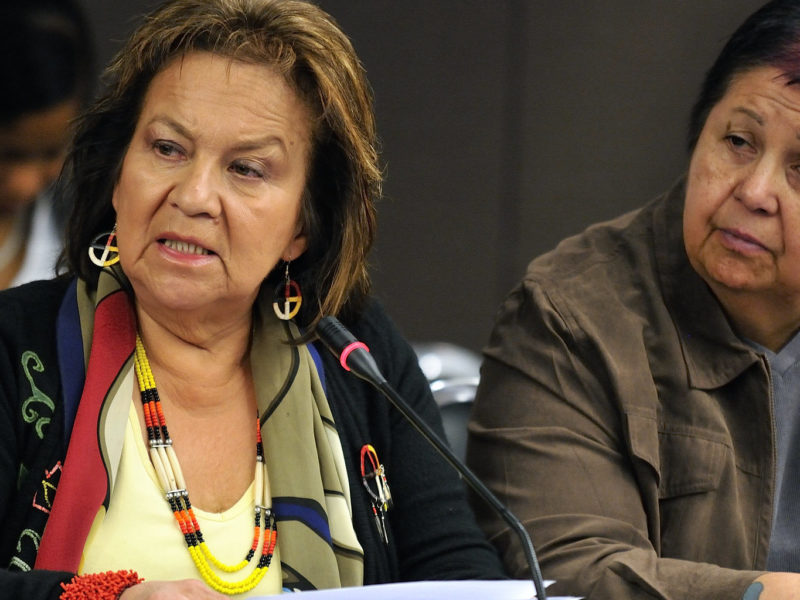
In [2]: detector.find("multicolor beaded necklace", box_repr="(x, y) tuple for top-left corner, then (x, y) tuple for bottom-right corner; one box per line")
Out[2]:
(133, 334), (278, 595)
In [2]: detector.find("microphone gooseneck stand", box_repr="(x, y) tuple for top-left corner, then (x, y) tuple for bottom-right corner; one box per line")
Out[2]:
(316, 316), (548, 600)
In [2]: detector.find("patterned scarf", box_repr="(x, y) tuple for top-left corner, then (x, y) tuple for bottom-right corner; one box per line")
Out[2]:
(35, 268), (364, 590)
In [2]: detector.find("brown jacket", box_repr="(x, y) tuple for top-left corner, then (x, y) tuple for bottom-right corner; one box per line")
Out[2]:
(469, 179), (774, 599)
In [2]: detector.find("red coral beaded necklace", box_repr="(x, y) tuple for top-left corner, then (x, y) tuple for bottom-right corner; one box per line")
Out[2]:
(133, 334), (278, 595)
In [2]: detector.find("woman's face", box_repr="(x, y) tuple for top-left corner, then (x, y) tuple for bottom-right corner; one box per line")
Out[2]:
(684, 66), (800, 305)
(0, 98), (78, 215)
(112, 52), (311, 316)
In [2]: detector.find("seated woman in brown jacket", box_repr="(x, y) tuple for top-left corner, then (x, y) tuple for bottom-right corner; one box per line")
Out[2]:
(469, 1), (800, 599)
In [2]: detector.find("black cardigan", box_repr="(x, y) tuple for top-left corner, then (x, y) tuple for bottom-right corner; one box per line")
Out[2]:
(0, 278), (505, 599)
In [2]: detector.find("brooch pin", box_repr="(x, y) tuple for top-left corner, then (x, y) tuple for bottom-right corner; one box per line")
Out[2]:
(360, 444), (392, 544)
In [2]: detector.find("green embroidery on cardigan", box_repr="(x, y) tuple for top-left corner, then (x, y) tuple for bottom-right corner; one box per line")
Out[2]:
(9, 529), (41, 571)
(16, 463), (28, 490)
(20, 351), (54, 439)
(9, 556), (31, 572)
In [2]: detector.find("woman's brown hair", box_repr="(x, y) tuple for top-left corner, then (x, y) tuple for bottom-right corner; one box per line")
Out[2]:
(60, 0), (381, 325)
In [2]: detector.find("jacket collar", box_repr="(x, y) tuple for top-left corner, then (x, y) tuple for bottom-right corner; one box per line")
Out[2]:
(653, 177), (761, 390)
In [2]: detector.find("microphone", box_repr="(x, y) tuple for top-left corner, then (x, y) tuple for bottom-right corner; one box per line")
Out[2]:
(316, 316), (548, 600)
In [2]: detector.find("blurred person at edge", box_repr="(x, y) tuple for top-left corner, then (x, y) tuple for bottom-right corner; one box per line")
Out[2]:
(469, 1), (800, 599)
(0, 0), (506, 598)
(0, 0), (94, 289)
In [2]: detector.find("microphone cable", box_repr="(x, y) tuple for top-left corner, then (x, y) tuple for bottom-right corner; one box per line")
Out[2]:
(316, 316), (548, 600)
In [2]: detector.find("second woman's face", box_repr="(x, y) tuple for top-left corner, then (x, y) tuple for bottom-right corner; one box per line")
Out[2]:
(0, 99), (78, 215)
(684, 66), (800, 305)
(112, 52), (311, 316)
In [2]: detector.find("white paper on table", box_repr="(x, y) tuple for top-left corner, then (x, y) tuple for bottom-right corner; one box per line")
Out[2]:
(252, 579), (580, 600)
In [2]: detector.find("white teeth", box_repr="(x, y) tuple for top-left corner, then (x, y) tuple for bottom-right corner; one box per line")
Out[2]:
(163, 239), (210, 255)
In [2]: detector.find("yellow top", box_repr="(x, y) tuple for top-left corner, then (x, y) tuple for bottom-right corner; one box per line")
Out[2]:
(79, 368), (282, 597)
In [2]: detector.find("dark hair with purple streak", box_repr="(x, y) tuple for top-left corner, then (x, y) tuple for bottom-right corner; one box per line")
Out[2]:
(688, 0), (800, 150)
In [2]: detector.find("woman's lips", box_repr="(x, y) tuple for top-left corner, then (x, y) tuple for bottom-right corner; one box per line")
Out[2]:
(717, 228), (769, 255)
(156, 236), (218, 264)
(159, 238), (213, 256)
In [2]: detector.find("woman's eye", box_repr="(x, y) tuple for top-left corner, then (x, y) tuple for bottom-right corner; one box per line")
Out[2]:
(153, 141), (183, 158)
(725, 134), (752, 150)
(230, 161), (264, 179)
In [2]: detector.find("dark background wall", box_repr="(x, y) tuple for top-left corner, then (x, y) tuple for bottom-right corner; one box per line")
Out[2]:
(78, 0), (764, 351)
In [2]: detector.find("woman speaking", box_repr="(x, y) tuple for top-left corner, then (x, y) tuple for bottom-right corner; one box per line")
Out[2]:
(0, 1), (505, 598)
